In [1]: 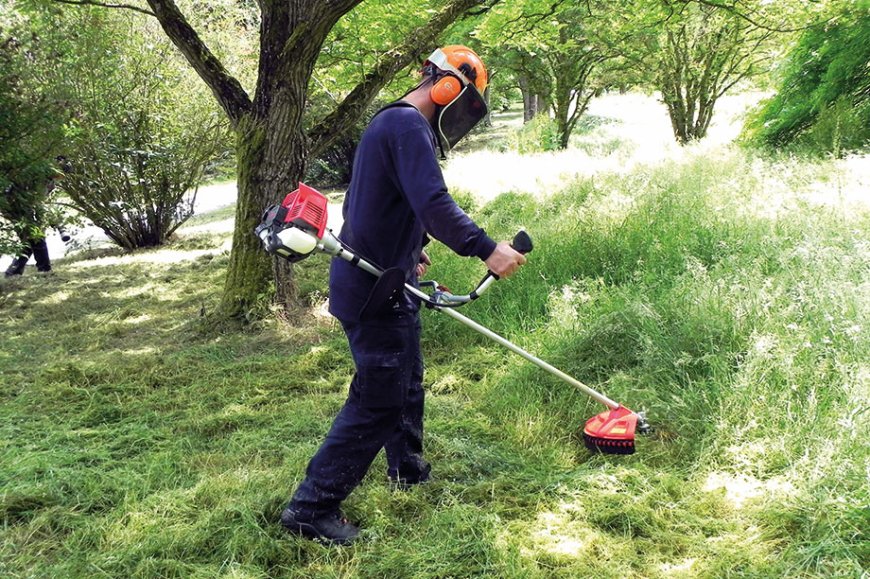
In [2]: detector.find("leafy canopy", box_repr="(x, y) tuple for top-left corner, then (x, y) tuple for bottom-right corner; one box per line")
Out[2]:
(743, 2), (870, 154)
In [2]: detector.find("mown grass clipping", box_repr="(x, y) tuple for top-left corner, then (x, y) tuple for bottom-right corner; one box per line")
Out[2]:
(2, 142), (868, 577)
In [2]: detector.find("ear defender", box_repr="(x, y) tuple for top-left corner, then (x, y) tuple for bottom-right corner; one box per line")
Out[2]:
(430, 74), (462, 106)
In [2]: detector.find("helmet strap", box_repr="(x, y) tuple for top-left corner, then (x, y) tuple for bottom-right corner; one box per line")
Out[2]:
(394, 73), (448, 159)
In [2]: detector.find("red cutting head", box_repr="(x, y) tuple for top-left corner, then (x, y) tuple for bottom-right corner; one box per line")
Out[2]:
(583, 405), (638, 455)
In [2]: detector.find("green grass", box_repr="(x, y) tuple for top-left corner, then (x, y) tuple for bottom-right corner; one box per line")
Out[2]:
(2, 143), (868, 577)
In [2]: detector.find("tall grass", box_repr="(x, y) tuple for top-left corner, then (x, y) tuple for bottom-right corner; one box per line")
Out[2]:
(427, 147), (869, 575)
(1, 144), (867, 577)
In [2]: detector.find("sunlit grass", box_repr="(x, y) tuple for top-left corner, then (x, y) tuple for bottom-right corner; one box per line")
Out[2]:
(1, 93), (867, 578)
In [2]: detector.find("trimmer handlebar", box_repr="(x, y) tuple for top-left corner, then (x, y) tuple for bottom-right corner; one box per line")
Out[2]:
(511, 229), (534, 254)
(487, 229), (534, 281)
(421, 229), (533, 307)
(254, 182), (531, 308)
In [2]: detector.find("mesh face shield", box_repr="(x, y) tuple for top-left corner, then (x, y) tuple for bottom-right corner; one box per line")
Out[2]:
(435, 82), (488, 152)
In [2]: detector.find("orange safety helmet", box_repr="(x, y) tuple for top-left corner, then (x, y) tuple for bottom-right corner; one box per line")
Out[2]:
(425, 45), (488, 106)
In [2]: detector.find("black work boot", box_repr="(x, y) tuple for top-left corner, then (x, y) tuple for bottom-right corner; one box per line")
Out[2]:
(5, 256), (27, 277)
(32, 239), (51, 272)
(388, 462), (431, 491)
(280, 509), (360, 545)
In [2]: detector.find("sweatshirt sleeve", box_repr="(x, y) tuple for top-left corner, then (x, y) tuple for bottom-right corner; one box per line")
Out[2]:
(389, 111), (496, 261)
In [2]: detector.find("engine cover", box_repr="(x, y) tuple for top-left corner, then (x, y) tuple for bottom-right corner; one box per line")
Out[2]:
(254, 183), (330, 263)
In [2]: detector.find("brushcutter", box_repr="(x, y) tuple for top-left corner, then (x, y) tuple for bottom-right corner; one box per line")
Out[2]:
(255, 183), (651, 454)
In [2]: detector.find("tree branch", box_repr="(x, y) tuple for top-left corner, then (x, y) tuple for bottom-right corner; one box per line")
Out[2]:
(465, 0), (499, 17)
(307, 0), (494, 158)
(674, 0), (813, 33)
(497, 0), (566, 43)
(326, 0), (366, 13)
(51, 0), (155, 16)
(145, 0), (252, 126)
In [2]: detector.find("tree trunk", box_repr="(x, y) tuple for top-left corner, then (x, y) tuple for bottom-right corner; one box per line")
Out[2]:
(483, 85), (493, 127)
(553, 73), (573, 150)
(554, 94), (570, 149)
(219, 117), (273, 318)
(663, 78), (718, 144)
(220, 83), (312, 319)
(144, 0), (492, 321)
(664, 95), (690, 144)
(519, 76), (534, 123)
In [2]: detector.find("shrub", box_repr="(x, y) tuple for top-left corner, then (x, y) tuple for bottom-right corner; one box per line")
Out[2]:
(508, 113), (562, 154)
(60, 15), (228, 250)
(742, 6), (870, 155)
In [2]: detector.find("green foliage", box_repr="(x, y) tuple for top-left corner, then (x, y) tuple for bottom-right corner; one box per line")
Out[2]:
(316, 0), (443, 98)
(743, 5), (870, 155)
(0, 6), (69, 254)
(507, 112), (561, 153)
(179, 0), (259, 92)
(477, 0), (618, 149)
(650, 2), (775, 144)
(57, 11), (229, 249)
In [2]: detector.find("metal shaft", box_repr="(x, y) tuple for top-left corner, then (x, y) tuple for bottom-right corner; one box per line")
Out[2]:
(403, 284), (621, 410)
(329, 235), (620, 410)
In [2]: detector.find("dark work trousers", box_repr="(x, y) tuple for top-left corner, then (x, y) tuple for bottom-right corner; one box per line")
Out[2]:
(288, 311), (430, 519)
(5, 238), (51, 275)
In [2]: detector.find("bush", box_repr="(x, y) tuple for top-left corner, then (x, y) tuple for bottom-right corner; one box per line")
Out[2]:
(60, 14), (229, 250)
(62, 109), (225, 250)
(742, 6), (870, 155)
(508, 113), (561, 154)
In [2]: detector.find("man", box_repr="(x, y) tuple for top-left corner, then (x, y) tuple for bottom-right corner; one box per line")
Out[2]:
(2, 183), (53, 277)
(280, 45), (526, 545)
(2, 157), (71, 277)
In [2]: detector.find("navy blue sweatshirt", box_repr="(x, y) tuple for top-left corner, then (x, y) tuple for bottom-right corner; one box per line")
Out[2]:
(328, 103), (496, 322)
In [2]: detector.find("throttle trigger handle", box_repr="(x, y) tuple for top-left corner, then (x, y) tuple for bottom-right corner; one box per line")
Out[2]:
(511, 230), (533, 254)
(486, 230), (533, 282)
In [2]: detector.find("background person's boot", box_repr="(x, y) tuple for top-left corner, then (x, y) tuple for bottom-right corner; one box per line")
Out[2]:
(32, 239), (52, 272)
(4, 255), (28, 276)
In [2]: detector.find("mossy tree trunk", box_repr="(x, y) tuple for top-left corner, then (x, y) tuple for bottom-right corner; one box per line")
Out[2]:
(220, 116), (295, 318)
(143, 0), (496, 320)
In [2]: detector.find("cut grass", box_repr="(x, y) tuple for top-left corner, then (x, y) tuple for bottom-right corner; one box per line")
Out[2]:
(2, 136), (868, 576)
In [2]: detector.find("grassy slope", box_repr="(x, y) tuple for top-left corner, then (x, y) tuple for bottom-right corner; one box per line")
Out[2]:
(1, 105), (868, 578)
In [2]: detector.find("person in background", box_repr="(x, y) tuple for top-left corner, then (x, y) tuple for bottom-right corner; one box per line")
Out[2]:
(2, 158), (69, 277)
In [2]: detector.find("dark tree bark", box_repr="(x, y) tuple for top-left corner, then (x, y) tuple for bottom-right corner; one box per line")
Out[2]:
(519, 76), (538, 123)
(519, 76), (530, 122)
(141, 0), (494, 319)
(533, 94), (545, 118)
(509, 49), (550, 124)
(547, 24), (604, 150)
